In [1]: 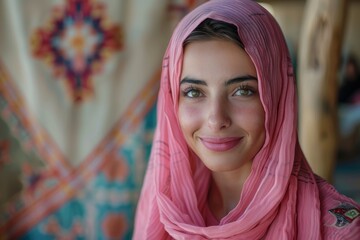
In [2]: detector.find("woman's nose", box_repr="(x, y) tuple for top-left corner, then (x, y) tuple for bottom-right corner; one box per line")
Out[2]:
(207, 100), (231, 130)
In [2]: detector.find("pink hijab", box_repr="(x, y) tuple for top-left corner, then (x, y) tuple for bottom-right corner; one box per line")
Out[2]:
(134, 0), (360, 239)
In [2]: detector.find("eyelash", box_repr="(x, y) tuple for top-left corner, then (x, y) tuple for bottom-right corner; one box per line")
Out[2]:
(233, 84), (256, 96)
(182, 86), (203, 98)
(181, 84), (256, 98)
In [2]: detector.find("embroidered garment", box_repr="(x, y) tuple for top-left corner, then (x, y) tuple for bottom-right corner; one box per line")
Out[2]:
(134, 0), (360, 239)
(0, 0), (206, 239)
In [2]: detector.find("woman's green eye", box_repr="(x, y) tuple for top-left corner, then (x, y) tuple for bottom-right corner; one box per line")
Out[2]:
(185, 89), (202, 98)
(234, 88), (254, 96)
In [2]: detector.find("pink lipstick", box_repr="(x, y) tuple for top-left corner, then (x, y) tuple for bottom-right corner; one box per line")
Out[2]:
(200, 137), (242, 152)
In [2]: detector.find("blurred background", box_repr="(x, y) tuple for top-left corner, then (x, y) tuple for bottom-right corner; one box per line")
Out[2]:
(0, 0), (359, 239)
(259, 0), (360, 204)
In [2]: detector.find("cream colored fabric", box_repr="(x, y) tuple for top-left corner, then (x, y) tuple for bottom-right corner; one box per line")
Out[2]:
(0, 0), (172, 166)
(0, 0), (206, 238)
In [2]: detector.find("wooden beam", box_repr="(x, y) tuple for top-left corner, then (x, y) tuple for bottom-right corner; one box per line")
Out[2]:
(298, 0), (348, 182)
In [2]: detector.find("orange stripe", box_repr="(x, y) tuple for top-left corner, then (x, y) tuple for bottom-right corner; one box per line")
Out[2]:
(0, 62), (72, 174)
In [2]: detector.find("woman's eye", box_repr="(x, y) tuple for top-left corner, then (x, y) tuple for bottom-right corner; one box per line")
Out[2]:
(184, 89), (202, 98)
(234, 87), (254, 96)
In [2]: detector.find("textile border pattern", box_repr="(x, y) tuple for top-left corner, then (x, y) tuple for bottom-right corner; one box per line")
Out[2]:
(0, 61), (160, 239)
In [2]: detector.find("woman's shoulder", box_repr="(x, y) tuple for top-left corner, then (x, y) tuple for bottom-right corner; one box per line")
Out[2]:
(315, 175), (360, 239)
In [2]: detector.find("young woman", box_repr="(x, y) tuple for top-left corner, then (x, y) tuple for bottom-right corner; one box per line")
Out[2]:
(134, 0), (360, 239)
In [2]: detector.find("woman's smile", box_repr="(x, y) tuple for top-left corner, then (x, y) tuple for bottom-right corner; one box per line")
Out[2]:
(199, 137), (243, 152)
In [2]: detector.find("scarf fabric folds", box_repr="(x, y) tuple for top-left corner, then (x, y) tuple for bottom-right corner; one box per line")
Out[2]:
(134, 0), (360, 239)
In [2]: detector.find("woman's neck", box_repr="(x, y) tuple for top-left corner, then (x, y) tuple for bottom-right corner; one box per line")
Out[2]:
(208, 161), (252, 220)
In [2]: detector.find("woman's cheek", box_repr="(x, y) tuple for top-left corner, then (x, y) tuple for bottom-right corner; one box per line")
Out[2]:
(232, 102), (265, 129)
(178, 103), (204, 132)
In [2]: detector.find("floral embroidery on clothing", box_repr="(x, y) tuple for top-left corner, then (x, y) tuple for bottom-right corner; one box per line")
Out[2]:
(329, 203), (360, 227)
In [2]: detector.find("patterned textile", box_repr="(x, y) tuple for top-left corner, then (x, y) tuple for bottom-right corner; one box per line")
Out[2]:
(0, 0), (205, 239)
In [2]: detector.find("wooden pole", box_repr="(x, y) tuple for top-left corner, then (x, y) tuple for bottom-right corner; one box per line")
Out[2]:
(298, 0), (348, 182)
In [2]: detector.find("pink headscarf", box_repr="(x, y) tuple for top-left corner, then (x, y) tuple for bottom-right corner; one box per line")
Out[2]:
(134, 0), (360, 239)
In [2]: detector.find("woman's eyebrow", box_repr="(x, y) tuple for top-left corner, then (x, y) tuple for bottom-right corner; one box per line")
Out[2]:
(180, 77), (207, 86)
(180, 75), (257, 86)
(225, 75), (258, 86)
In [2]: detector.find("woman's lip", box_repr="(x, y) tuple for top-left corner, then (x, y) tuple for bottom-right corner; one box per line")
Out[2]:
(200, 137), (242, 152)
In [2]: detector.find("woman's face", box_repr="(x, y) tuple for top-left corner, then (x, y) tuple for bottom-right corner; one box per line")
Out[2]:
(178, 39), (265, 172)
